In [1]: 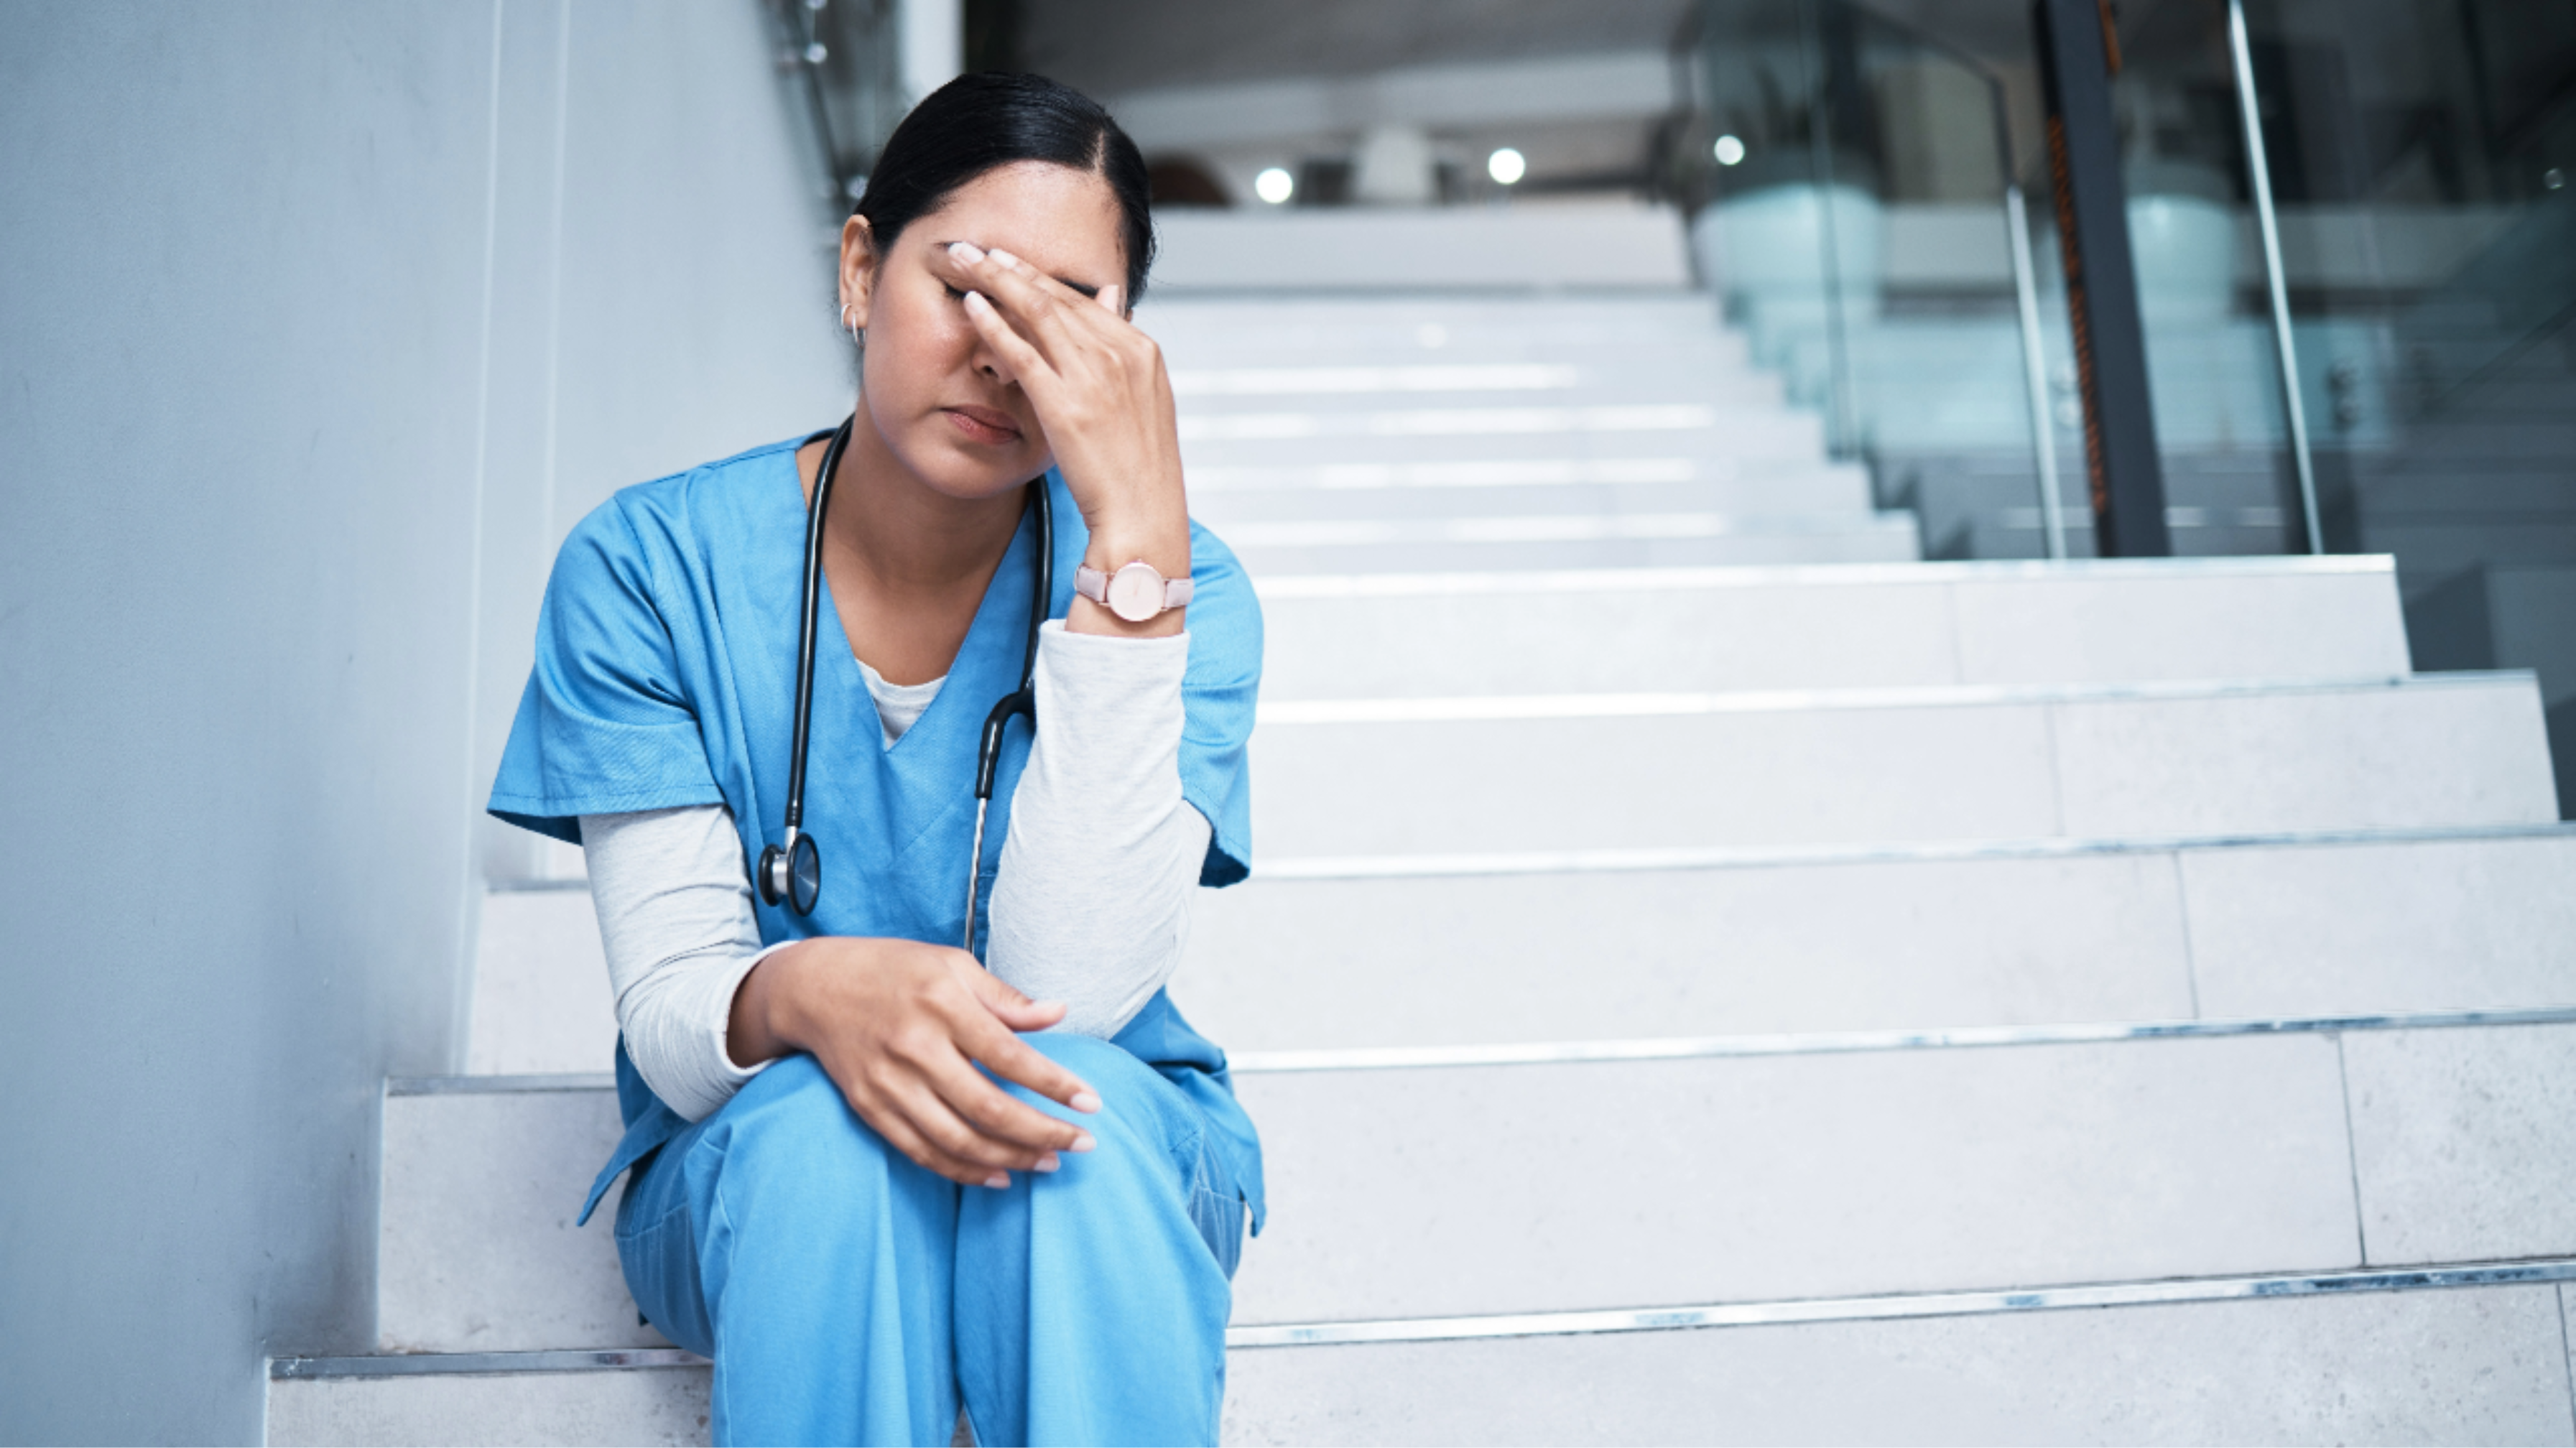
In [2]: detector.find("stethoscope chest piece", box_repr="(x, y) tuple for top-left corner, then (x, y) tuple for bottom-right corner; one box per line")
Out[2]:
(759, 830), (821, 915)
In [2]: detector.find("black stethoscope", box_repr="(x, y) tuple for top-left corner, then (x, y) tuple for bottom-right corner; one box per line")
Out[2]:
(756, 416), (1054, 950)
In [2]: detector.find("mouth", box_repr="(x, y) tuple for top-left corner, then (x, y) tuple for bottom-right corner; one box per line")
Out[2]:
(942, 405), (1023, 445)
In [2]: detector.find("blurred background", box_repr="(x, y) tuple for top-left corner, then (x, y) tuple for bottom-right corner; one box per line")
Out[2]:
(807, 0), (2576, 761)
(4, 1), (2572, 1442)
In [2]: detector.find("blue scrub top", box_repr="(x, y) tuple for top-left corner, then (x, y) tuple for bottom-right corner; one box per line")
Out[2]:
(488, 432), (1264, 1230)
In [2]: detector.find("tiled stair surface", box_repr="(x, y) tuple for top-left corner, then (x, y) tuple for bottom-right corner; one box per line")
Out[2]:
(270, 291), (2576, 1445)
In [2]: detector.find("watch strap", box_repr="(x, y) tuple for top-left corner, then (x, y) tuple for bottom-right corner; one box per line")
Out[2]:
(1075, 560), (1193, 617)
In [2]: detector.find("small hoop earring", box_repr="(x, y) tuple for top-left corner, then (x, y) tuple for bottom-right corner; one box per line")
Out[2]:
(840, 303), (861, 344)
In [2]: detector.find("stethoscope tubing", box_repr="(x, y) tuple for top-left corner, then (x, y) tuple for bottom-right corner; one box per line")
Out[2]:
(782, 417), (855, 845)
(772, 414), (1052, 947)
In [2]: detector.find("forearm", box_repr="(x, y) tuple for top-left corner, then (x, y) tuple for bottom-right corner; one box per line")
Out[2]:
(986, 621), (1205, 1037)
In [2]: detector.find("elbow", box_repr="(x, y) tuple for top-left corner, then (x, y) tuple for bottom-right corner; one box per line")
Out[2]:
(612, 965), (739, 1123)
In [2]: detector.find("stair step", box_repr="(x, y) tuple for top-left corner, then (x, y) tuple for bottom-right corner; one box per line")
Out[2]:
(379, 1077), (657, 1355)
(1223, 514), (1922, 575)
(1218, 1274), (2575, 1446)
(468, 893), (613, 1080)
(1172, 371), (1789, 411)
(1164, 338), (1759, 376)
(1190, 460), (1875, 521)
(1180, 827), (2576, 1051)
(272, 1266), (2576, 1445)
(465, 825), (2576, 1077)
(1231, 1018), (2572, 1324)
(1180, 409), (1828, 467)
(1141, 293), (1735, 350)
(1146, 208), (1691, 292)
(1251, 557), (2411, 700)
(373, 1015), (2576, 1356)
(1246, 674), (2557, 858)
(269, 1352), (709, 1448)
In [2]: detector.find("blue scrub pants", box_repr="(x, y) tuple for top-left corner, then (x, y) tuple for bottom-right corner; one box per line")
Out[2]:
(612, 1036), (1245, 1447)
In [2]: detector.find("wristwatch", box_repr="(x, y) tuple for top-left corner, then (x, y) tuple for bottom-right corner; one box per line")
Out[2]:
(1075, 558), (1194, 623)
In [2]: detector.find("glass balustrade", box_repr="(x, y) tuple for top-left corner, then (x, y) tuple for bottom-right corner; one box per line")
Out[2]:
(1680, 0), (2572, 814)
(1680, 0), (2073, 559)
(2245, 0), (2576, 813)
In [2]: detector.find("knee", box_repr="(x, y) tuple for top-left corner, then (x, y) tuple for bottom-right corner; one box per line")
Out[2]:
(1009, 1034), (1176, 1161)
(703, 1054), (893, 1198)
(1021, 1031), (1136, 1082)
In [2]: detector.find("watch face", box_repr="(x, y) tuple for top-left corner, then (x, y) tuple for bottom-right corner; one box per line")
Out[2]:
(1106, 562), (1163, 622)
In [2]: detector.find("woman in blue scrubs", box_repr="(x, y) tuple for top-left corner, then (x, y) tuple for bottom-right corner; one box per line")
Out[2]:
(487, 74), (1262, 1447)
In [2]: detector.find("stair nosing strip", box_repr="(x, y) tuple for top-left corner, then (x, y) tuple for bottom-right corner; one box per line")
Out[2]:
(1254, 672), (2524, 726)
(270, 1347), (706, 1380)
(1225, 1258), (2576, 1350)
(1251, 554), (2396, 598)
(481, 822), (2576, 896)
(1220, 511), (1916, 547)
(1226, 1005), (2576, 1074)
(485, 824), (2576, 895)
(385, 1004), (2576, 1095)
(266, 1258), (2576, 1375)
(1247, 822), (2576, 881)
(387, 1072), (615, 1096)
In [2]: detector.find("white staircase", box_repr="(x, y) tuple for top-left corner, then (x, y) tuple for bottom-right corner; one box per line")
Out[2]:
(269, 289), (2576, 1445)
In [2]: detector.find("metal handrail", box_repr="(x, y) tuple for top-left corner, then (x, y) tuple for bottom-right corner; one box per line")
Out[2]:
(1689, 0), (2070, 557)
(1835, 0), (2070, 557)
(2226, 0), (2325, 555)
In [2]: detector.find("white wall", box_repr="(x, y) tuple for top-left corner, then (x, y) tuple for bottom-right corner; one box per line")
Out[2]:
(471, 1), (853, 886)
(0, 3), (845, 1439)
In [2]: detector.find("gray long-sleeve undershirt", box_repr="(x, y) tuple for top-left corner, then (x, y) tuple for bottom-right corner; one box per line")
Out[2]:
(579, 622), (1209, 1122)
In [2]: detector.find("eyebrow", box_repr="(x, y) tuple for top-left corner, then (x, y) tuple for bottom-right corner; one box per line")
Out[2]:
(935, 240), (1099, 298)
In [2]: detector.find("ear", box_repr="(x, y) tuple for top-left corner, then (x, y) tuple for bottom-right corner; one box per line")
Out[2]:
(838, 215), (880, 329)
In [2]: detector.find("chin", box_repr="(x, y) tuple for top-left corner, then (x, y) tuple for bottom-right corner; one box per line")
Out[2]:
(909, 435), (1050, 501)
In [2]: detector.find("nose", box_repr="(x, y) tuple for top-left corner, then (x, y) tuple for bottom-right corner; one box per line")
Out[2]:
(966, 324), (1015, 389)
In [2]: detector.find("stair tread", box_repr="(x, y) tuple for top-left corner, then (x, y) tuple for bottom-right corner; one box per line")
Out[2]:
(376, 1015), (2576, 1354)
(272, 1269), (2576, 1446)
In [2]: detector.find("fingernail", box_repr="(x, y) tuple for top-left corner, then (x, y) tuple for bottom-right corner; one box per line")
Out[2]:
(987, 248), (1020, 269)
(985, 1171), (1010, 1189)
(1034, 1152), (1061, 1173)
(1069, 1132), (1096, 1154)
(948, 241), (986, 264)
(1071, 1091), (1101, 1114)
(963, 291), (991, 315)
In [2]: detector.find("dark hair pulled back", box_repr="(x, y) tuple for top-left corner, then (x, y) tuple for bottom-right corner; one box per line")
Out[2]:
(854, 73), (1156, 305)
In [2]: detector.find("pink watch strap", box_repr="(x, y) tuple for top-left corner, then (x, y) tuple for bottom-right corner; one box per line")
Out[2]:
(1075, 560), (1193, 617)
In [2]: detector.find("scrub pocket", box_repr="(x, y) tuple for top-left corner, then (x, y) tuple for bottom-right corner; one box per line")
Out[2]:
(613, 1157), (715, 1358)
(1189, 1182), (1246, 1280)
(1175, 1112), (1248, 1280)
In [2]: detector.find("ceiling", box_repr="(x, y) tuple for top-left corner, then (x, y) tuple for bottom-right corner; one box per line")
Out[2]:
(1019, 0), (1701, 97)
(1012, 0), (2307, 101)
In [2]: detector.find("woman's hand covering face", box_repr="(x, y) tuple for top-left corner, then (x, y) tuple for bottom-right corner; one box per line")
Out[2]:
(934, 240), (1190, 570)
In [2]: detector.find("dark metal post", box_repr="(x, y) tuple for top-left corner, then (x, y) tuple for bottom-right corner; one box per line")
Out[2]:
(2033, 0), (2170, 556)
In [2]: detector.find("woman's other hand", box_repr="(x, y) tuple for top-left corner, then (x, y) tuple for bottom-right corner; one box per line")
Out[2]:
(937, 240), (1190, 635)
(728, 936), (1101, 1187)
